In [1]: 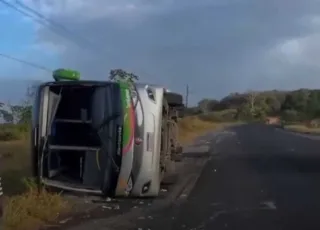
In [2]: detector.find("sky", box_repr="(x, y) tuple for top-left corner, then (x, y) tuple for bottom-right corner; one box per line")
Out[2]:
(0, 1), (58, 103)
(2, 0), (320, 105)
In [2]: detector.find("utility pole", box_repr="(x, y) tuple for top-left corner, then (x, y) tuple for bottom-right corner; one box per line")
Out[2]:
(185, 84), (189, 108)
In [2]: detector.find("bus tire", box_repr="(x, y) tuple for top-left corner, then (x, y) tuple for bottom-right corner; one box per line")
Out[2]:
(161, 161), (177, 185)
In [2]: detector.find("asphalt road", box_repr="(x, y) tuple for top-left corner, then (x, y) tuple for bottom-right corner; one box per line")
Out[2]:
(126, 124), (320, 230)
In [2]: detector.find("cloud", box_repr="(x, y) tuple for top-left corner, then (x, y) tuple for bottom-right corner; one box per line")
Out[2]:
(271, 33), (320, 68)
(22, 0), (320, 103)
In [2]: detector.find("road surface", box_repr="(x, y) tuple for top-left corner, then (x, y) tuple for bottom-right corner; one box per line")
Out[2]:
(125, 124), (320, 230)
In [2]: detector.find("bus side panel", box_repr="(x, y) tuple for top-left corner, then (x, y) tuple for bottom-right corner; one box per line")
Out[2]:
(114, 83), (135, 196)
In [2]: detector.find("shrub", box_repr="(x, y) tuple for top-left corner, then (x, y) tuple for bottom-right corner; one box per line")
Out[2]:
(0, 124), (30, 141)
(281, 109), (299, 122)
(198, 109), (238, 122)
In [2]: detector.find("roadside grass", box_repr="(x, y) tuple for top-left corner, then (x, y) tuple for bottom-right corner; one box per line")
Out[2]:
(0, 116), (240, 230)
(284, 124), (320, 134)
(178, 116), (241, 144)
(0, 140), (70, 230)
(3, 182), (69, 230)
(0, 124), (29, 142)
(0, 140), (31, 195)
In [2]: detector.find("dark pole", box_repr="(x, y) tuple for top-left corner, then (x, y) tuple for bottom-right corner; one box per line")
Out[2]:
(185, 84), (189, 108)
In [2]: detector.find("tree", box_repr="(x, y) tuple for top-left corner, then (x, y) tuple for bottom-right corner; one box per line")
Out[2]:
(17, 105), (32, 124)
(0, 107), (13, 123)
(218, 93), (246, 110)
(0, 104), (28, 124)
(10, 105), (24, 123)
(236, 103), (252, 120)
(19, 83), (39, 123)
(247, 90), (258, 115)
(305, 90), (320, 119)
(265, 96), (281, 114)
(282, 89), (309, 112)
(255, 97), (269, 119)
(109, 69), (139, 83)
(197, 99), (219, 113)
(282, 109), (299, 122)
(0, 84), (37, 124)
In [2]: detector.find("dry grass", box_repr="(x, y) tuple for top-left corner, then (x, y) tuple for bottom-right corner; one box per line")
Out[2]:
(0, 140), (31, 195)
(3, 183), (69, 230)
(0, 140), (70, 230)
(178, 116), (238, 144)
(285, 124), (320, 134)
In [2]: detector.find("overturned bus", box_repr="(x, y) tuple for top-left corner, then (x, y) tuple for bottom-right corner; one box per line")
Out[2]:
(31, 79), (183, 197)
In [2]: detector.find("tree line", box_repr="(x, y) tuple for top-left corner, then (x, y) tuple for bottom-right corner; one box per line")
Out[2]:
(185, 89), (320, 122)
